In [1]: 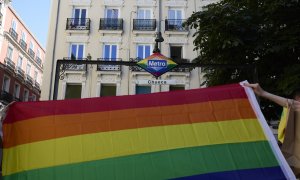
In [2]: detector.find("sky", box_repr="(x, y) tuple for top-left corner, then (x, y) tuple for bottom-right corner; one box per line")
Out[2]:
(11, 0), (51, 49)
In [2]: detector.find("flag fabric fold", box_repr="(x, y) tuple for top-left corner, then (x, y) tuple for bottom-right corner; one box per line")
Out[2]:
(1, 83), (295, 179)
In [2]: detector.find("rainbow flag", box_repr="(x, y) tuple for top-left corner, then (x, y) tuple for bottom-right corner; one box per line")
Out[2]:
(1, 83), (295, 179)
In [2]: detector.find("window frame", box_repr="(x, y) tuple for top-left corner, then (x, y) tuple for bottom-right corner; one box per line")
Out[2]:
(69, 43), (85, 60)
(2, 75), (10, 92)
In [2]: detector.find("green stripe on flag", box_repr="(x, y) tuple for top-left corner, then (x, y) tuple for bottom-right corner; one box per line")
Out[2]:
(4, 141), (279, 180)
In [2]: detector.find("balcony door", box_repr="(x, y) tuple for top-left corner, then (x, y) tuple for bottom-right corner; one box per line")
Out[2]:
(168, 9), (183, 28)
(73, 8), (87, 26)
(137, 9), (152, 29)
(105, 9), (119, 28)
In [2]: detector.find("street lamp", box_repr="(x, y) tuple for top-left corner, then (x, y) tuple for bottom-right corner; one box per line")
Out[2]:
(153, 32), (164, 53)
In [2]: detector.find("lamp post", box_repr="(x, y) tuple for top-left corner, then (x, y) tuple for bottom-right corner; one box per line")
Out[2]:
(152, 32), (164, 53)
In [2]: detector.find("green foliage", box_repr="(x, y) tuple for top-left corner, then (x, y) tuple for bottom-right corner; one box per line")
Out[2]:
(185, 0), (300, 120)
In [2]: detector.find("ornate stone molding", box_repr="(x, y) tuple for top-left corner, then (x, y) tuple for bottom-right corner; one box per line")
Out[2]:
(97, 71), (121, 83)
(133, 36), (155, 44)
(164, 0), (187, 7)
(69, 0), (91, 6)
(165, 36), (188, 44)
(135, 0), (156, 7)
(103, 0), (124, 6)
(66, 35), (90, 43)
(65, 72), (87, 82)
(99, 36), (122, 43)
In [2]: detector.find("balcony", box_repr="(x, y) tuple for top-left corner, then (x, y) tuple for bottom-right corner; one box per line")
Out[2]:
(15, 66), (25, 78)
(4, 57), (16, 72)
(133, 19), (156, 31)
(19, 39), (27, 51)
(165, 19), (188, 31)
(13, 97), (22, 102)
(129, 58), (146, 72)
(36, 56), (42, 66)
(97, 58), (121, 71)
(9, 28), (18, 41)
(0, 91), (14, 103)
(25, 75), (34, 85)
(66, 18), (91, 30)
(28, 48), (35, 59)
(99, 18), (123, 30)
(63, 57), (87, 71)
(34, 81), (41, 90)
(170, 59), (194, 72)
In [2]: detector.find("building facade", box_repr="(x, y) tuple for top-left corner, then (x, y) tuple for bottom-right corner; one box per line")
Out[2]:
(42, 0), (216, 100)
(0, 1), (45, 104)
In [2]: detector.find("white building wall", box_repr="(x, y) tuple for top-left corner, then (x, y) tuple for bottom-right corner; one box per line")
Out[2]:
(42, 0), (216, 100)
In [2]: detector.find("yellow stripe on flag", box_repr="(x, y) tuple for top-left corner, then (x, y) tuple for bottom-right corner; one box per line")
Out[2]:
(3, 119), (266, 176)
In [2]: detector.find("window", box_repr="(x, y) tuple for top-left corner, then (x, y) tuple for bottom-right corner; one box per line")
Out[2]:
(2, 76), (10, 92)
(70, 44), (85, 60)
(168, 9), (183, 20)
(29, 41), (34, 50)
(137, 45), (151, 59)
(136, 85), (151, 94)
(21, 31), (26, 41)
(103, 44), (117, 60)
(31, 94), (37, 101)
(26, 63), (31, 75)
(65, 84), (82, 99)
(23, 89), (29, 101)
(137, 8), (151, 19)
(17, 56), (23, 67)
(72, 8), (87, 26)
(170, 46), (182, 61)
(169, 85), (185, 91)
(167, 9), (184, 30)
(100, 84), (116, 97)
(6, 46), (13, 59)
(34, 71), (38, 81)
(105, 9), (119, 18)
(14, 83), (20, 98)
(11, 20), (17, 30)
(37, 49), (40, 58)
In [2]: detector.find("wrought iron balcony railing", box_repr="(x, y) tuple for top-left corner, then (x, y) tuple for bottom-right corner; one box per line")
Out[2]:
(99, 18), (123, 30)
(19, 39), (27, 51)
(14, 97), (22, 102)
(170, 58), (193, 72)
(97, 58), (121, 71)
(34, 81), (41, 90)
(66, 18), (91, 30)
(9, 28), (18, 41)
(15, 66), (25, 78)
(165, 19), (188, 31)
(62, 57), (87, 71)
(0, 90), (14, 103)
(25, 75), (34, 85)
(36, 56), (42, 66)
(28, 48), (35, 59)
(133, 19), (156, 31)
(4, 57), (16, 71)
(129, 58), (146, 72)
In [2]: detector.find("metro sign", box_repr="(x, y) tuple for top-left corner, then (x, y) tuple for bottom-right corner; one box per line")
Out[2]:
(137, 53), (178, 78)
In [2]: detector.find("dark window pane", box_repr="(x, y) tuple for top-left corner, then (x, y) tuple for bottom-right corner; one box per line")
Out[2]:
(169, 85), (184, 91)
(136, 85), (151, 94)
(101, 84), (116, 97)
(170, 46), (182, 61)
(65, 84), (82, 99)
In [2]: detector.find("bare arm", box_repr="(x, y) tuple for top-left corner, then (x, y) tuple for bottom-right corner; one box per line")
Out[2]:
(243, 83), (300, 110)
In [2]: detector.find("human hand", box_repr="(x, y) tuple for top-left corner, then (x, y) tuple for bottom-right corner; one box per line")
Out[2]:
(243, 83), (266, 97)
